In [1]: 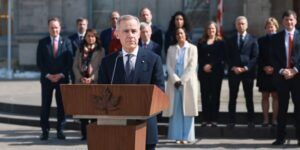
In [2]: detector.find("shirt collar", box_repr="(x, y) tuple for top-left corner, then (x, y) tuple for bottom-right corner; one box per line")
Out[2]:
(78, 32), (85, 37)
(238, 32), (247, 38)
(176, 41), (189, 49)
(285, 28), (295, 36)
(122, 46), (139, 57)
(142, 40), (151, 45)
(51, 36), (60, 42)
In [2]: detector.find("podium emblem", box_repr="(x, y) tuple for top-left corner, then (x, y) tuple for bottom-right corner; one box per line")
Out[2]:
(92, 87), (120, 114)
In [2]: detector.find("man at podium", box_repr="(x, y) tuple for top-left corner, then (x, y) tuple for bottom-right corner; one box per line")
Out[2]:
(98, 15), (165, 150)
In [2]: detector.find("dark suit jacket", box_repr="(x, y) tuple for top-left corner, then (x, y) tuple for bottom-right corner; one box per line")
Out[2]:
(68, 33), (82, 57)
(36, 36), (73, 82)
(138, 40), (162, 57)
(270, 30), (300, 74)
(100, 28), (113, 55)
(151, 25), (163, 48)
(226, 33), (259, 77)
(98, 47), (165, 144)
(197, 40), (226, 76)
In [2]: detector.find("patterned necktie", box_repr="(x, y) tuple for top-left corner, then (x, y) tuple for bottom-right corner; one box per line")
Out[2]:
(125, 54), (134, 82)
(143, 43), (147, 49)
(53, 38), (58, 57)
(288, 33), (294, 68)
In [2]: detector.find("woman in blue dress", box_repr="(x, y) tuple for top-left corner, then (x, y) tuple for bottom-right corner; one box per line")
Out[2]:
(163, 27), (199, 144)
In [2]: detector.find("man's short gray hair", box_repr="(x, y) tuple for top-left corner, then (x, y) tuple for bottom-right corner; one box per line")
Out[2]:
(140, 22), (151, 30)
(116, 15), (140, 30)
(235, 16), (248, 24)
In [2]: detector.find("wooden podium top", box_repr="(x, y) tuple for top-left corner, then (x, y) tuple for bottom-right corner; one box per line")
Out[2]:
(61, 84), (169, 119)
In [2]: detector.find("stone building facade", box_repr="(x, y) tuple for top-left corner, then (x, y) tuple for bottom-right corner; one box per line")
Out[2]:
(0, 0), (299, 68)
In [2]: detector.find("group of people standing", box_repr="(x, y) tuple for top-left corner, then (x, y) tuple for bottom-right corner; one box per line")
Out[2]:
(36, 6), (300, 150)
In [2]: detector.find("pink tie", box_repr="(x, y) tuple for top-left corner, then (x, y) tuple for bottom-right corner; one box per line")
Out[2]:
(53, 38), (58, 57)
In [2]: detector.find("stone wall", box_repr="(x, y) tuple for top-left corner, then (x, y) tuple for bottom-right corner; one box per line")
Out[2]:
(14, 0), (88, 66)
(1, 0), (297, 67)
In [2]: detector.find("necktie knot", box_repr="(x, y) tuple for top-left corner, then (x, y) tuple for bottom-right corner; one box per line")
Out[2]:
(79, 35), (84, 41)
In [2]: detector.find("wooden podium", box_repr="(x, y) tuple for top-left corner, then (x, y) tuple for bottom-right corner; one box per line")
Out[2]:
(60, 84), (169, 150)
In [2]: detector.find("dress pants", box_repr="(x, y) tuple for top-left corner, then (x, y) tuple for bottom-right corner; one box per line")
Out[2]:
(40, 79), (66, 133)
(228, 73), (254, 123)
(274, 75), (300, 141)
(146, 144), (156, 150)
(199, 71), (223, 122)
(80, 119), (96, 137)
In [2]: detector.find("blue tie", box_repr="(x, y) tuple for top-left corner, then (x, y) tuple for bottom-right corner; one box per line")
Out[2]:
(125, 54), (134, 82)
(239, 35), (244, 50)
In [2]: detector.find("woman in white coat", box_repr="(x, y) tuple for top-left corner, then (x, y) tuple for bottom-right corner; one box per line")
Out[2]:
(162, 27), (199, 144)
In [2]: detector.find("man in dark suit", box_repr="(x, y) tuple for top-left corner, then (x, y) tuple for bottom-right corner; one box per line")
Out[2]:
(98, 15), (164, 150)
(36, 17), (73, 140)
(139, 7), (163, 50)
(139, 22), (162, 57)
(271, 10), (300, 146)
(69, 17), (88, 83)
(100, 11), (122, 55)
(226, 16), (259, 128)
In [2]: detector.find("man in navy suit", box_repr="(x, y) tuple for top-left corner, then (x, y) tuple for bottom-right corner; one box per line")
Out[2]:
(69, 17), (88, 83)
(139, 7), (163, 51)
(100, 11), (122, 55)
(271, 10), (300, 146)
(226, 16), (259, 128)
(139, 22), (162, 57)
(36, 17), (73, 140)
(98, 15), (164, 150)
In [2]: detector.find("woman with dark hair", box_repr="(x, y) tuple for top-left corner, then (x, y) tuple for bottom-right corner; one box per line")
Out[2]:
(165, 11), (192, 54)
(73, 28), (104, 140)
(163, 27), (199, 144)
(197, 21), (225, 127)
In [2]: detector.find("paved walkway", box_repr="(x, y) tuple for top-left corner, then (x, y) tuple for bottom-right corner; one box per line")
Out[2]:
(0, 80), (298, 149)
(0, 123), (299, 150)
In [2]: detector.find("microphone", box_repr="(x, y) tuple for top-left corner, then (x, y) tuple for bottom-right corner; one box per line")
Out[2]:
(111, 51), (123, 84)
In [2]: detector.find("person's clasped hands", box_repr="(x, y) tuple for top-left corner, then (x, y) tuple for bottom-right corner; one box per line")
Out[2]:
(174, 81), (182, 89)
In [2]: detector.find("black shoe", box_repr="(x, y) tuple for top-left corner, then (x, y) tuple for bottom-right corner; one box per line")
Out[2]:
(39, 132), (49, 141)
(261, 123), (269, 127)
(272, 139), (286, 145)
(201, 122), (208, 127)
(271, 123), (277, 128)
(81, 136), (86, 141)
(248, 122), (255, 128)
(211, 122), (218, 127)
(227, 123), (235, 128)
(57, 131), (66, 140)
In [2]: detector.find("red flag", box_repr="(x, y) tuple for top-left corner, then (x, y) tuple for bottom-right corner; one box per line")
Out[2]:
(216, 0), (223, 36)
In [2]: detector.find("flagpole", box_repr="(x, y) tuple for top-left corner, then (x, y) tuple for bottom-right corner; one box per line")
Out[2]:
(7, 0), (12, 79)
(216, 0), (223, 36)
